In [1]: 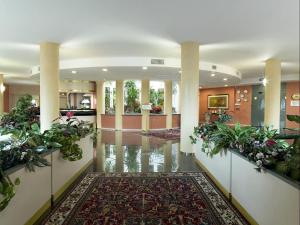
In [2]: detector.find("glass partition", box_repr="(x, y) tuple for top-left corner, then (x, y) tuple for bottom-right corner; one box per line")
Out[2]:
(150, 81), (165, 114)
(124, 80), (141, 114)
(104, 81), (116, 114)
(172, 81), (180, 113)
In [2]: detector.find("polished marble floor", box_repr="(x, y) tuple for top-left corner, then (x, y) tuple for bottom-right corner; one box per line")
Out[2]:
(93, 130), (200, 173)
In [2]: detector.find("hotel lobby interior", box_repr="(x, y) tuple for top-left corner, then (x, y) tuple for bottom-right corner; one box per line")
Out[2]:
(0, 1), (299, 225)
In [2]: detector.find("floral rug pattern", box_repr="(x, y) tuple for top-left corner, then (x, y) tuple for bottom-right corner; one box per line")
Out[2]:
(43, 172), (248, 225)
(143, 129), (180, 140)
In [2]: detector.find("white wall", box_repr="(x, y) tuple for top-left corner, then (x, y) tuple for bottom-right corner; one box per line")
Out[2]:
(0, 155), (51, 225)
(0, 135), (93, 225)
(231, 152), (300, 225)
(195, 141), (231, 192)
(8, 84), (40, 110)
(52, 135), (93, 196)
(195, 142), (300, 225)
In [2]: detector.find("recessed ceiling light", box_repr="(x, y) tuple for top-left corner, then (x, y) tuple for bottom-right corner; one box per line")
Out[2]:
(102, 68), (108, 72)
(71, 70), (77, 74)
(211, 73), (215, 77)
(142, 66), (148, 70)
(262, 78), (267, 86)
(223, 78), (228, 81)
(225, 84), (228, 87)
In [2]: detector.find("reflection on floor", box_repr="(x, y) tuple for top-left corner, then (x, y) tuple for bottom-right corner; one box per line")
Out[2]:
(93, 130), (200, 173)
(40, 130), (251, 225)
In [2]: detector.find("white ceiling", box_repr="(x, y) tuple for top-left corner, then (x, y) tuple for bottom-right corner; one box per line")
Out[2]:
(28, 66), (241, 88)
(0, 0), (299, 84)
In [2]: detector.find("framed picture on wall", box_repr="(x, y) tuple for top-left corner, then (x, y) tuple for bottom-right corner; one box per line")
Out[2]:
(208, 94), (229, 109)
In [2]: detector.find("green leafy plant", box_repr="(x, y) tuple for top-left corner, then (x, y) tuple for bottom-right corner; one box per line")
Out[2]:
(44, 117), (93, 161)
(124, 80), (141, 113)
(0, 95), (93, 211)
(150, 88), (164, 114)
(274, 115), (300, 180)
(190, 111), (232, 152)
(210, 123), (256, 156)
(191, 114), (300, 182)
(0, 169), (20, 211)
(0, 95), (50, 211)
(0, 94), (39, 130)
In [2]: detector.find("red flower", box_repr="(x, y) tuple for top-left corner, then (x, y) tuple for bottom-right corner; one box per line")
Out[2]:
(66, 111), (74, 119)
(265, 139), (276, 147)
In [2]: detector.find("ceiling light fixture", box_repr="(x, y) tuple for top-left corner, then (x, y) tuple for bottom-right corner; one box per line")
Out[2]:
(262, 78), (267, 86)
(142, 66), (148, 70)
(211, 73), (215, 77)
(102, 68), (108, 72)
(224, 84), (228, 87)
(71, 70), (77, 74)
(223, 78), (228, 81)
(0, 84), (6, 93)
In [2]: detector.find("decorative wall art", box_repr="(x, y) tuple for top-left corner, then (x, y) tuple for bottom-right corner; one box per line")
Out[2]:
(208, 94), (229, 109)
(235, 89), (249, 107)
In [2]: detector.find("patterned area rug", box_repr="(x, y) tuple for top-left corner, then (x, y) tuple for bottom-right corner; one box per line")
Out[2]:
(143, 129), (180, 140)
(42, 173), (249, 225)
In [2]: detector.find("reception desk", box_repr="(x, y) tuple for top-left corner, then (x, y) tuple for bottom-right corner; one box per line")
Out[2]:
(101, 114), (180, 130)
(60, 109), (96, 125)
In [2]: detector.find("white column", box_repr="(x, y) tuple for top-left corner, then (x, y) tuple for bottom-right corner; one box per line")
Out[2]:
(0, 74), (4, 114)
(164, 80), (173, 129)
(96, 132), (105, 172)
(115, 80), (123, 130)
(96, 80), (105, 128)
(164, 141), (172, 172)
(115, 131), (124, 172)
(264, 58), (281, 130)
(141, 136), (150, 172)
(40, 42), (60, 132)
(180, 42), (199, 153)
(141, 80), (150, 131)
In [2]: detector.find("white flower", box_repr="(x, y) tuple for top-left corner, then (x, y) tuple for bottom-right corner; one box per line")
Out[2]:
(256, 160), (263, 167)
(20, 152), (27, 160)
(2, 144), (12, 151)
(256, 152), (264, 159)
(0, 134), (13, 142)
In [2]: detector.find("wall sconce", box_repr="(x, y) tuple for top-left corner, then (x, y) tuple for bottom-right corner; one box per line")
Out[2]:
(0, 83), (5, 93)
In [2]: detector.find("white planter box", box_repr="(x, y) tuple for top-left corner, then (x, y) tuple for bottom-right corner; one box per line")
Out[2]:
(52, 135), (94, 199)
(195, 140), (231, 193)
(0, 135), (93, 225)
(0, 154), (52, 225)
(195, 141), (300, 225)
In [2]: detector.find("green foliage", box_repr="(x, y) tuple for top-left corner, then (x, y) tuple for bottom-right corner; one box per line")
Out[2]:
(287, 115), (300, 124)
(124, 80), (141, 113)
(150, 88), (164, 113)
(44, 117), (93, 161)
(0, 95), (93, 211)
(0, 169), (20, 211)
(190, 111), (232, 153)
(210, 123), (256, 156)
(275, 115), (300, 180)
(190, 114), (300, 182)
(0, 95), (39, 130)
(124, 145), (139, 172)
(105, 86), (116, 114)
